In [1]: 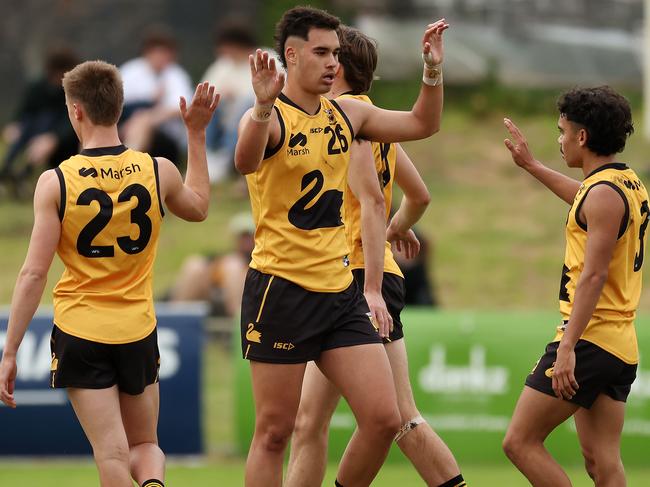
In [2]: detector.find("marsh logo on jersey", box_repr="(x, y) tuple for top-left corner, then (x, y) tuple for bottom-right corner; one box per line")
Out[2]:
(99, 162), (142, 180)
(78, 167), (98, 178)
(288, 132), (309, 156)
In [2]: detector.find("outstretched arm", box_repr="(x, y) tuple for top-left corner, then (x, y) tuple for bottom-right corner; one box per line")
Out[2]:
(341, 19), (448, 143)
(504, 118), (581, 204)
(347, 140), (392, 338)
(387, 144), (430, 258)
(160, 82), (220, 222)
(234, 50), (285, 175)
(0, 170), (61, 408)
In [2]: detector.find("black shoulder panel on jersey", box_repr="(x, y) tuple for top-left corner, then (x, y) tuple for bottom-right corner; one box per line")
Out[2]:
(263, 106), (285, 160)
(575, 180), (629, 239)
(329, 98), (355, 142)
(54, 167), (66, 222)
(151, 156), (165, 218)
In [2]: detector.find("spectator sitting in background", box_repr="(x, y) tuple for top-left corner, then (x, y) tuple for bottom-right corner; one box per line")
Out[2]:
(167, 212), (254, 317)
(0, 45), (79, 195)
(119, 27), (193, 163)
(393, 227), (438, 306)
(201, 19), (257, 182)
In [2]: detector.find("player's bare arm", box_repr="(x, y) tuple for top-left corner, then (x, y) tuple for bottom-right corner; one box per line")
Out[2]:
(504, 118), (581, 204)
(553, 184), (624, 400)
(347, 139), (393, 337)
(0, 170), (61, 408)
(234, 49), (285, 175)
(387, 144), (430, 259)
(339, 20), (448, 143)
(159, 81), (219, 222)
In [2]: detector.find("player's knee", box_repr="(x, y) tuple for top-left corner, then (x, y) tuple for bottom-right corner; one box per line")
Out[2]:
(502, 432), (524, 463)
(582, 450), (622, 483)
(366, 408), (401, 441)
(293, 410), (329, 445)
(256, 420), (295, 453)
(93, 440), (130, 467)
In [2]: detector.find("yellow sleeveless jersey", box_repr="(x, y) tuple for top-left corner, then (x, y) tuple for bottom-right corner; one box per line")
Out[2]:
(247, 93), (355, 292)
(53, 145), (164, 344)
(337, 94), (403, 278)
(556, 163), (648, 363)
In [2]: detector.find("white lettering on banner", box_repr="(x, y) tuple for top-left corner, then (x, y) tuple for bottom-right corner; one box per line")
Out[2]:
(0, 329), (181, 382)
(418, 345), (509, 395)
(158, 328), (180, 379)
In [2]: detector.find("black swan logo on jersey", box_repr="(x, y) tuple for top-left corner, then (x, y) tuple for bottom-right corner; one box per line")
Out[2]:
(288, 132), (309, 156)
(79, 167), (98, 178)
(288, 169), (343, 230)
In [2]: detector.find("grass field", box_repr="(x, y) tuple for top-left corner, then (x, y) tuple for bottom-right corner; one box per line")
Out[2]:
(2, 99), (650, 485)
(2, 461), (650, 486)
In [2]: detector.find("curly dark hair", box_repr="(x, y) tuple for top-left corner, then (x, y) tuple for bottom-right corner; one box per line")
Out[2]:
(338, 25), (378, 95)
(274, 6), (340, 68)
(557, 86), (634, 156)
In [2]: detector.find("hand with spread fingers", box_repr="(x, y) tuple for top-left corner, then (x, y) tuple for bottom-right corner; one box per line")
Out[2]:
(249, 49), (285, 105)
(180, 81), (220, 133)
(503, 118), (538, 170)
(422, 19), (450, 66)
(552, 344), (580, 400)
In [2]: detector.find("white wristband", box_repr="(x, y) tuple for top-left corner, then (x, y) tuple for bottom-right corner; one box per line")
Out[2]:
(422, 52), (442, 86)
(251, 102), (274, 122)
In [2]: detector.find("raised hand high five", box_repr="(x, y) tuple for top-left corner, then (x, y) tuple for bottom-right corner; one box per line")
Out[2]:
(249, 49), (285, 105)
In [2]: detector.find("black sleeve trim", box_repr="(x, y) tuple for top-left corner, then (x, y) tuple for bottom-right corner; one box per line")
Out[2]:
(263, 106), (285, 160)
(329, 99), (355, 142)
(574, 181), (629, 239)
(151, 156), (165, 218)
(54, 167), (66, 222)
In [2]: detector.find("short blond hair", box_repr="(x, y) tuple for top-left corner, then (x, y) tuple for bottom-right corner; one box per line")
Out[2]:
(62, 60), (124, 126)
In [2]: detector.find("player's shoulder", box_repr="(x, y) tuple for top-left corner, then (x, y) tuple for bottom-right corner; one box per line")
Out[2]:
(337, 93), (373, 105)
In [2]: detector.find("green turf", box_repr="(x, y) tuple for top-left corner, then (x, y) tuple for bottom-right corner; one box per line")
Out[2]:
(1, 461), (650, 486)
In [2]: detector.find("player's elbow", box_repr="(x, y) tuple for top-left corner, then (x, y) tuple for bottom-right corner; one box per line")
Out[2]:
(234, 151), (258, 175)
(584, 270), (608, 287)
(19, 266), (48, 284)
(411, 187), (431, 209)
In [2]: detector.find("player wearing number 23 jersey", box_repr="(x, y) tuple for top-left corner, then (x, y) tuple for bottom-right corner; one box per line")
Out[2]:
(53, 145), (164, 344)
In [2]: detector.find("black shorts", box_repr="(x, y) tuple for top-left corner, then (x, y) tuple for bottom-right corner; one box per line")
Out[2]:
(50, 325), (160, 395)
(240, 268), (382, 363)
(525, 339), (637, 409)
(351, 269), (405, 343)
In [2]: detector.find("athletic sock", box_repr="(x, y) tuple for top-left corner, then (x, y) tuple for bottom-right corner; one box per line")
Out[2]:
(142, 480), (165, 487)
(438, 474), (466, 487)
(335, 480), (344, 487)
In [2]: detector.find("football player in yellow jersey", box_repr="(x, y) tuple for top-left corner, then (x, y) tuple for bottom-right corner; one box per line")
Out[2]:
(502, 87), (643, 487)
(0, 61), (219, 487)
(234, 6), (447, 487)
(286, 26), (466, 487)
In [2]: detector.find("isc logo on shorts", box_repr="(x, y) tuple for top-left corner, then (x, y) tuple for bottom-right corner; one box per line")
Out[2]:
(273, 342), (295, 350)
